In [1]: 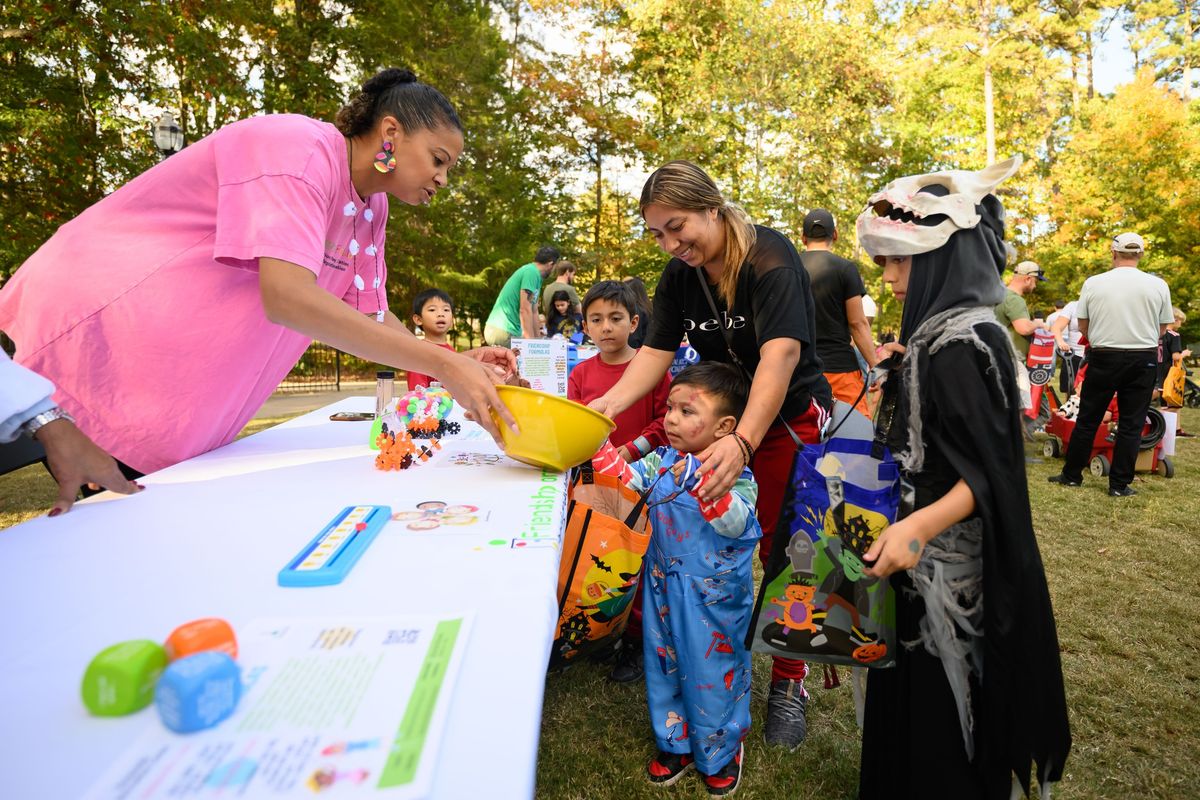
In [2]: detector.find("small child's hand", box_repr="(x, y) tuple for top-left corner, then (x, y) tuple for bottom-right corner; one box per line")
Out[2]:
(616, 444), (633, 462)
(672, 454), (703, 493)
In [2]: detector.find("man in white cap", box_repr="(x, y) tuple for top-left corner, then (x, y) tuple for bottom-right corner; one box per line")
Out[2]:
(1048, 232), (1173, 497)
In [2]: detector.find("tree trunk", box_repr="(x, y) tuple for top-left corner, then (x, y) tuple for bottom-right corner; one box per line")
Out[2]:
(507, 0), (521, 94)
(1084, 30), (1094, 99)
(1070, 49), (1080, 117)
(980, 0), (996, 165)
(594, 150), (602, 277)
(984, 55), (996, 165)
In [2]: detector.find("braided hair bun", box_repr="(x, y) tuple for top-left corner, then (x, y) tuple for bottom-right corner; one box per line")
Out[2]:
(335, 67), (461, 138)
(362, 68), (417, 94)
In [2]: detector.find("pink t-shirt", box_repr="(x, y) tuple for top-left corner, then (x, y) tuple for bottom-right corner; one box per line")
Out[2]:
(0, 114), (389, 473)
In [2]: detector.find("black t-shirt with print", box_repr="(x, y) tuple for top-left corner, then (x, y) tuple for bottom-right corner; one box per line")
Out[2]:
(645, 225), (832, 419)
(799, 249), (867, 373)
(1158, 329), (1183, 385)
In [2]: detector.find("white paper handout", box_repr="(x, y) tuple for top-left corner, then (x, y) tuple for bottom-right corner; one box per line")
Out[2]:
(511, 338), (568, 397)
(85, 614), (473, 799)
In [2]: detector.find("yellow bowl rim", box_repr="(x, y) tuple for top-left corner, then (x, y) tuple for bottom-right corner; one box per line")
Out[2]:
(495, 384), (616, 432)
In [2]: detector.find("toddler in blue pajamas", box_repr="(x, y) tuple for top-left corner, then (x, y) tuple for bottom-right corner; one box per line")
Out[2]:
(592, 362), (760, 796)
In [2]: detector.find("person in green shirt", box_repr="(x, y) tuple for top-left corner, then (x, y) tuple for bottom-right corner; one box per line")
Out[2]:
(994, 260), (1046, 358)
(484, 246), (560, 346)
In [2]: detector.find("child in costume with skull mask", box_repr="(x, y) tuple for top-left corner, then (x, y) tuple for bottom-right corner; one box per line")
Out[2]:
(853, 157), (1071, 798)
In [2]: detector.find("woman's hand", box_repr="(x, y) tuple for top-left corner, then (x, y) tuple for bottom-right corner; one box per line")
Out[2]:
(437, 353), (519, 445)
(588, 395), (615, 418)
(862, 517), (924, 578)
(464, 346), (519, 382)
(694, 434), (746, 502)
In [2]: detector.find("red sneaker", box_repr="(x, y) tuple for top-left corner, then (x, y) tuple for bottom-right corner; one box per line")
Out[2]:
(647, 750), (694, 786)
(702, 743), (743, 796)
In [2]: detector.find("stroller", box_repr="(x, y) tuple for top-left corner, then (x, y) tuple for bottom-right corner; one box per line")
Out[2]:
(1185, 373), (1200, 409)
(1025, 328), (1063, 432)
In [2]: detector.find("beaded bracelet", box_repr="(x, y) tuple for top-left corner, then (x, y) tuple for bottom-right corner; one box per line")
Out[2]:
(732, 431), (755, 466)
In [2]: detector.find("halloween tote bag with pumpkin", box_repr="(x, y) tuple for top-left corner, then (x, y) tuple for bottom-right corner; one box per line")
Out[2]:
(691, 274), (900, 668)
(1163, 364), (1186, 408)
(550, 466), (652, 668)
(748, 435), (901, 669)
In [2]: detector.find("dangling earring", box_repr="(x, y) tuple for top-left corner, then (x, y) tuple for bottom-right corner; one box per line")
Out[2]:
(373, 140), (396, 173)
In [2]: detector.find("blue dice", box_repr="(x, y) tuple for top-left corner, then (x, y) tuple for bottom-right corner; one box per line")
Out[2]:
(155, 651), (242, 733)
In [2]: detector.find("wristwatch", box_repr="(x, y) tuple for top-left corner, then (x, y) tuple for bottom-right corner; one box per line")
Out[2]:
(21, 407), (75, 440)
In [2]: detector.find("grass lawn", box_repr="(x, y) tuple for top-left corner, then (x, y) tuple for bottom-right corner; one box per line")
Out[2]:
(2, 410), (1196, 798)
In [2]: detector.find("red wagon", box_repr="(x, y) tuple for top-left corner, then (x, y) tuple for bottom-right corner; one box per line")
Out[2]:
(1042, 393), (1174, 479)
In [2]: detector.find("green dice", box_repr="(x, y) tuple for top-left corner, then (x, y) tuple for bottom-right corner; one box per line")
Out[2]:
(81, 640), (168, 716)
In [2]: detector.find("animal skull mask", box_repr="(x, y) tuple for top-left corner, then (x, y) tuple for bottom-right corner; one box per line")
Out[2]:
(855, 156), (1022, 259)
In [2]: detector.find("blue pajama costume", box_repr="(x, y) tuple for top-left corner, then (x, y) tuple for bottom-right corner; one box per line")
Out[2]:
(593, 441), (761, 775)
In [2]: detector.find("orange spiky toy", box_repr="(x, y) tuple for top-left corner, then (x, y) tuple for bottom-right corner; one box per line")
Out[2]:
(373, 428), (441, 471)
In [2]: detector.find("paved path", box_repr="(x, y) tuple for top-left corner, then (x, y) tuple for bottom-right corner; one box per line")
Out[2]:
(253, 381), (378, 420)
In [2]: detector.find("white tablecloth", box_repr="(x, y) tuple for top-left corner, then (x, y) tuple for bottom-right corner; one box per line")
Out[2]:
(0, 398), (567, 799)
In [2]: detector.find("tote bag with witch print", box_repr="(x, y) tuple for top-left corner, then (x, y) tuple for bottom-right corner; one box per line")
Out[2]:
(549, 465), (651, 668)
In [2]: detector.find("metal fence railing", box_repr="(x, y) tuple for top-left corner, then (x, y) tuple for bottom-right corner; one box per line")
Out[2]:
(277, 341), (342, 393)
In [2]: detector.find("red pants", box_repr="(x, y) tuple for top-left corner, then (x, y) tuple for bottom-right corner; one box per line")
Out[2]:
(752, 400), (828, 683)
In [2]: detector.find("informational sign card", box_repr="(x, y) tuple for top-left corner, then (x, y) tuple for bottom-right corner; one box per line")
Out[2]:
(85, 615), (472, 799)
(512, 338), (568, 397)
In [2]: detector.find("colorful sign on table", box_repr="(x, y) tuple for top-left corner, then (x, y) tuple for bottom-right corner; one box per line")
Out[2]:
(85, 615), (472, 799)
(512, 338), (568, 397)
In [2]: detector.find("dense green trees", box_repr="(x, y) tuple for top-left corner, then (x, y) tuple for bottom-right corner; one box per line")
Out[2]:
(1, 1), (1197, 339)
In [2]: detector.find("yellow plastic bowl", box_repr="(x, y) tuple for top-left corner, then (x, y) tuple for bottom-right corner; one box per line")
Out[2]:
(491, 385), (616, 472)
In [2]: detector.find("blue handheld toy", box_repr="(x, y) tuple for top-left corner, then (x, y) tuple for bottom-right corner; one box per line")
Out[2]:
(278, 505), (392, 587)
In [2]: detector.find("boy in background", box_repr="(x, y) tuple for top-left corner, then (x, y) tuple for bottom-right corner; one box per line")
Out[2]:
(591, 362), (760, 797)
(407, 288), (457, 390)
(570, 281), (671, 683)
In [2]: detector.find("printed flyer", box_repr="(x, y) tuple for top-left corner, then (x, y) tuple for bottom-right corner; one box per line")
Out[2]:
(85, 615), (473, 799)
(511, 338), (568, 397)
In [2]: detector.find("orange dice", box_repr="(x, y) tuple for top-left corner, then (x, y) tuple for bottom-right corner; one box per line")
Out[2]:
(164, 618), (237, 661)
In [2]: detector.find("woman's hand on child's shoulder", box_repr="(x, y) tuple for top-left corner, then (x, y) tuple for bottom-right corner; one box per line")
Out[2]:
(694, 435), (745, 502)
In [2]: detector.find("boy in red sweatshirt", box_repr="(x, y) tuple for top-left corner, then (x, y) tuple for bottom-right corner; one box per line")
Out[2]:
(569, 280), (671, 683)
(406, 289), (457, 390)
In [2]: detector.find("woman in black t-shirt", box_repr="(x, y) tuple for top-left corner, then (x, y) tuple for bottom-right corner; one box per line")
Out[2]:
(588, 160), (832, 745)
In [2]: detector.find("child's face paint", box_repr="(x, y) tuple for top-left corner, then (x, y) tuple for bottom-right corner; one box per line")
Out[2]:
(664, 385), (724, 454)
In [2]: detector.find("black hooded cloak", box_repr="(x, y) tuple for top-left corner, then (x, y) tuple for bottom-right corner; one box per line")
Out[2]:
(859, 189), (1071, 799)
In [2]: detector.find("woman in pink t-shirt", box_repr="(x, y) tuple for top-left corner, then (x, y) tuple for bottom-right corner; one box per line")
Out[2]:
(0, 68), (518, 476)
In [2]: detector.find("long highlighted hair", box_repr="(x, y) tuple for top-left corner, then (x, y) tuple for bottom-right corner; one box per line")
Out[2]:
(640, 160), (756, 306)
